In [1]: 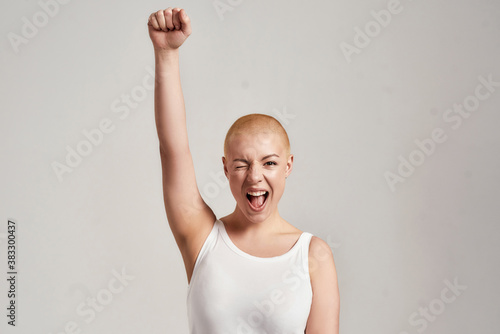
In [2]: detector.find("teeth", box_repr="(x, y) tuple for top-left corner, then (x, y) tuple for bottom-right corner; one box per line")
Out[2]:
(247, 191), (267, 196)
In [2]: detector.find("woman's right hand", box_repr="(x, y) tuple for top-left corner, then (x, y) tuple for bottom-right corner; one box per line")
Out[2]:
(148, 7), (192, 51)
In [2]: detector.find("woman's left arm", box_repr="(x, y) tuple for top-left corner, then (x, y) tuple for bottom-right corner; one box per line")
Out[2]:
(305, 236), (340, 333)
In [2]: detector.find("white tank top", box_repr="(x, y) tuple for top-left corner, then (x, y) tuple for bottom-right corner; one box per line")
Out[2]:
(186, 219), (314, 334)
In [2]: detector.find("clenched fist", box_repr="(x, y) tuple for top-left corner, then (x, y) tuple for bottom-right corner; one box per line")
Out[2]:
(148, 7), (192, 51)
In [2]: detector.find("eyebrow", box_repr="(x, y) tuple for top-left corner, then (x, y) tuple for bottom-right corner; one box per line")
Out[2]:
(233, 154), (279, 163)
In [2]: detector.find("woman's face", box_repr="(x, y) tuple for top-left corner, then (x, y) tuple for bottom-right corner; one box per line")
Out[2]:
(222, 131), (293, 223)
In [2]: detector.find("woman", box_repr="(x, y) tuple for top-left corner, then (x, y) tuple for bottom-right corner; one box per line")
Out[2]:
(148, 7), (340, 333)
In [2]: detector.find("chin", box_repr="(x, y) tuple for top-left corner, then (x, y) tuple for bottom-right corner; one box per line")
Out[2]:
(239, 201), (273, 223)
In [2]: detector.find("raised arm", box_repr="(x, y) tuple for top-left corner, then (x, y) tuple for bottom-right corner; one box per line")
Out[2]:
(148, 7), (216, 284)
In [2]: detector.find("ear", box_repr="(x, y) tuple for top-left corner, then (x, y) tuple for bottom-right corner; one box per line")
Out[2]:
(222, 156), (228, 178)
(285, 154), (293, 178)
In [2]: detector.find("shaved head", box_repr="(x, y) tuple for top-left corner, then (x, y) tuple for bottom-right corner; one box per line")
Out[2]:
(224, 113), (290, 158)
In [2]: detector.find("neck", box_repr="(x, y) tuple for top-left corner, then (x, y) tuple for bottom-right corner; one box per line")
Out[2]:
(223, 205), (286, 237)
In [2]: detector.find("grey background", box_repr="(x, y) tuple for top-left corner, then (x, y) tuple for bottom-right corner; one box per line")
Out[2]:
(1, 0), (499, 333)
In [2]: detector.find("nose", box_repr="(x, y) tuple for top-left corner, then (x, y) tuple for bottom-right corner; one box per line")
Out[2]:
(246, 162), (263, 183)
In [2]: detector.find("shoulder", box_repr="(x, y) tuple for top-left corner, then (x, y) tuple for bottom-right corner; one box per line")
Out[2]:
(307, 236), (335, 278)
(308, 236), (333, 259)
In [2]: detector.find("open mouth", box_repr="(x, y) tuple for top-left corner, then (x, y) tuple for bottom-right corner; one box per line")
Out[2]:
(246, 191), (269, 210)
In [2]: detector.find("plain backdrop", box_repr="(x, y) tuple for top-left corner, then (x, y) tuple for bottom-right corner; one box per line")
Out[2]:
(1, 0), (499, 333)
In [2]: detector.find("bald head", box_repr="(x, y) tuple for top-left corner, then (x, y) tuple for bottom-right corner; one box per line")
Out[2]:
(224, 113), (290, 158)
